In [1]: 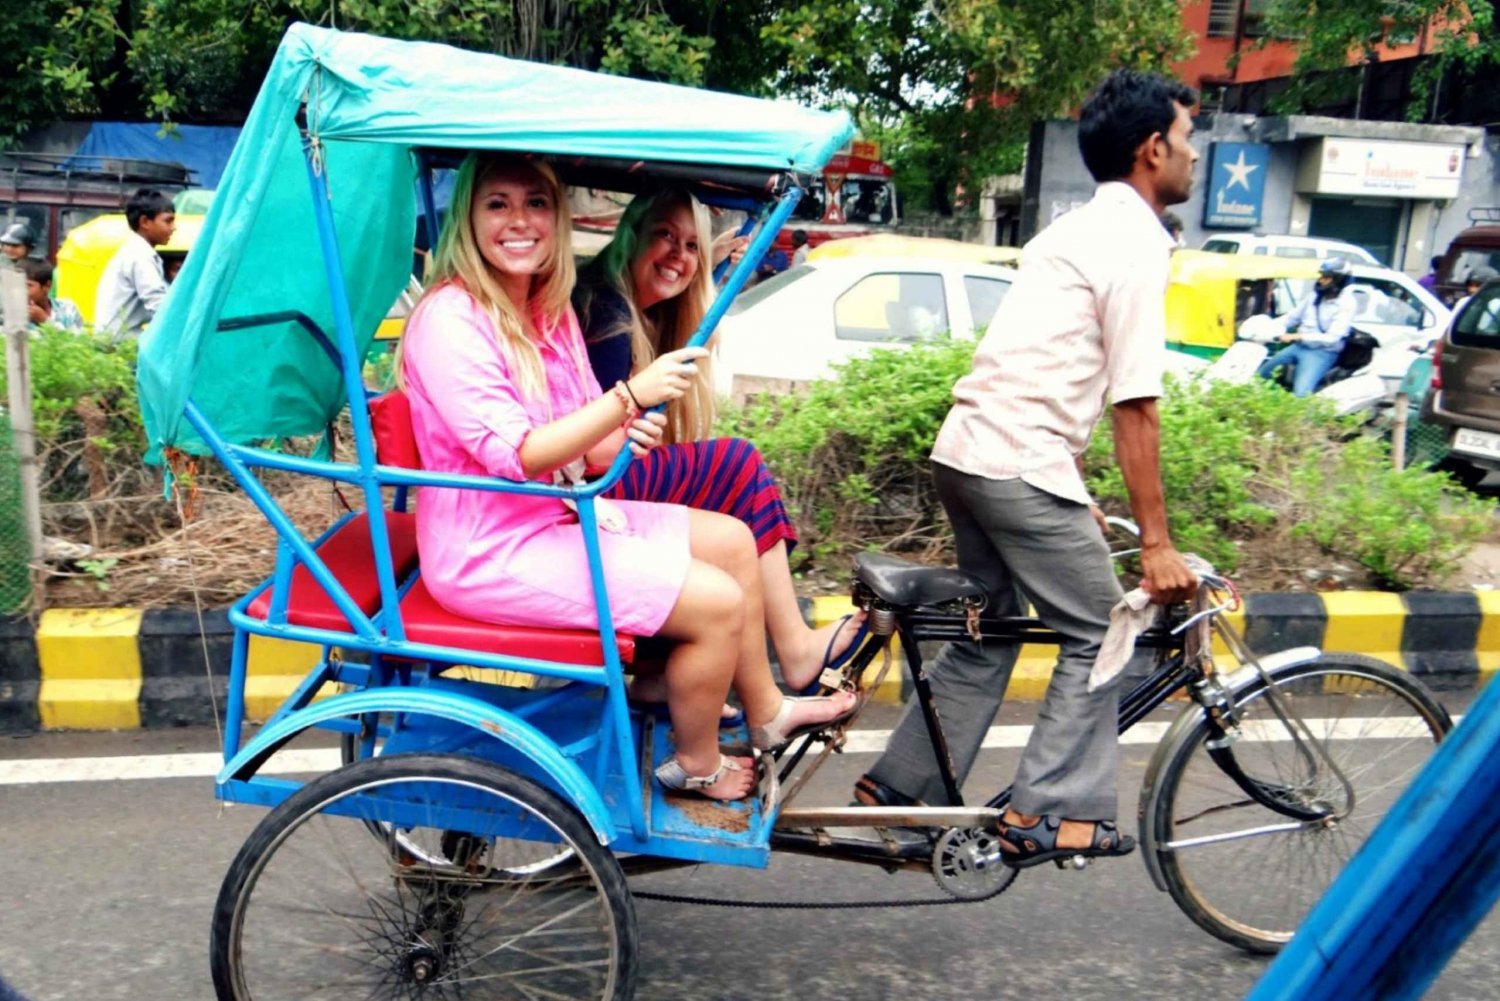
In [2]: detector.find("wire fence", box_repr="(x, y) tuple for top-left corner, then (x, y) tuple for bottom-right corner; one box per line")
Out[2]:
(0, 410), (31, 614)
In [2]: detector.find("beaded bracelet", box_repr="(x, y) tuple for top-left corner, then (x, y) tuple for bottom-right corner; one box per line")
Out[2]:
(612, 381), (639, 424)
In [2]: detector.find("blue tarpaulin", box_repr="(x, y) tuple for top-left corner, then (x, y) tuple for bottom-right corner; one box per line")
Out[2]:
(73, 122), (242, 188)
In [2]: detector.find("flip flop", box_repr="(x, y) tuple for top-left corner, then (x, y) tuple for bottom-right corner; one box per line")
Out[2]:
(799, 613), (871, 695)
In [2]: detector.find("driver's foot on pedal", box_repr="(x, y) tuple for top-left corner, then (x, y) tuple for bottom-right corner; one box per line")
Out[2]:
(1002, 810), (1097, 851)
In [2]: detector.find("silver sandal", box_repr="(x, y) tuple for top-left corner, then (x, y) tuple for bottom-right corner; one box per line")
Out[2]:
(654, 753), (746, 795)
(750, 691), (859, 752)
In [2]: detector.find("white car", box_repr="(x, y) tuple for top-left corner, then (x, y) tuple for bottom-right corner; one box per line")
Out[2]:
(713, 257), (1015, 396)
(1201, 233), (1380, 266)
(1268, 263), (1451, 350)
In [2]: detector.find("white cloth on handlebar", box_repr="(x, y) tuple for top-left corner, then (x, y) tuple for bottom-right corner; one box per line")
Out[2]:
(1088, 587), (1160, 692)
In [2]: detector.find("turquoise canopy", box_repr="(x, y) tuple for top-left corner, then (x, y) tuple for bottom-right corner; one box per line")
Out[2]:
(137, 22), (854, 456)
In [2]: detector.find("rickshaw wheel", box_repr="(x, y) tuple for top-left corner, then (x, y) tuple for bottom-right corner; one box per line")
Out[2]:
(210, 753), (636, 1000)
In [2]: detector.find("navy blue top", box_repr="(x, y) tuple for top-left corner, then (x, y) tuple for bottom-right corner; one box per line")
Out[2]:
(575, 283), (634, 388)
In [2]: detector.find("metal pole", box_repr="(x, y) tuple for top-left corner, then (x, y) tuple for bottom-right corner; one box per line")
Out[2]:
(1, 261), (41, 561)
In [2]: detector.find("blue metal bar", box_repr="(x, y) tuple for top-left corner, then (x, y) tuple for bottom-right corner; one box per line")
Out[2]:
(576, 495), (648, 839)
(223, 627), (250, 760)
(302, 139), (406, 643)
(1247, 681), (1500, 1000)
(267, 539), (295, 625)
(186, 401), (379, 641)
(711, 212), (761, 285)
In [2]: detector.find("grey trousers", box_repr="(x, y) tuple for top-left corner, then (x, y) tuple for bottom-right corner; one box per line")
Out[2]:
(866, 465), (1128, 820)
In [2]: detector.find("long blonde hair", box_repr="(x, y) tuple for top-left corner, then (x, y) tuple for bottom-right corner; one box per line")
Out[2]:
(577, 188), (715, 443)
(399, 153), (575, 401)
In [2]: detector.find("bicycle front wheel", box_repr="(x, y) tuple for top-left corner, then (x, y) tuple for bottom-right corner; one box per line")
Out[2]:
(1149, 653), (1451, 953)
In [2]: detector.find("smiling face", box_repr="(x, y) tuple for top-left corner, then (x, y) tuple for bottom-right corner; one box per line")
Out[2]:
(630, 202), (700, 310)
(470, 164), (559, 304)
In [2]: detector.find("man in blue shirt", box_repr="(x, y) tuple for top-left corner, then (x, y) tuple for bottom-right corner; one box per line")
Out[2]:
(1256, 257), (1358, 397)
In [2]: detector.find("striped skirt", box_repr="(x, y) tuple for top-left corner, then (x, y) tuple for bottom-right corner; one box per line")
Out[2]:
(605, 437), (797, 556)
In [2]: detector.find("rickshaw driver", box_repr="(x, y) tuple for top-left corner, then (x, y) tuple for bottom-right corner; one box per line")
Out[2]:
(854, 69), (1200, 868)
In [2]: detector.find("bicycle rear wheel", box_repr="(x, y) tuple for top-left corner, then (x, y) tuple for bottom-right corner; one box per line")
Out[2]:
(211, 753), (636, 999)
(1149, 653), (1450, 953)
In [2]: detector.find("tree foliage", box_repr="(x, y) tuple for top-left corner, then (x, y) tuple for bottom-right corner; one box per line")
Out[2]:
(1253, 0), (1500, 117)
(758, 0), (1193, 212)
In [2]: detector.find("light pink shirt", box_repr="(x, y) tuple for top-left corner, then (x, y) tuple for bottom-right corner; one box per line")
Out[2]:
(931, 182), (1172, 506)
(400, 282), (690, 637)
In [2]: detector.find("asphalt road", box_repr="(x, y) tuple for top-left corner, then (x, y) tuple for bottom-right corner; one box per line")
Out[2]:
(1, 702), (1496, 1001)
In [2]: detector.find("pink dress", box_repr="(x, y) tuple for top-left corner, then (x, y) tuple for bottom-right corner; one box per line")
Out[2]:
(400, 282), (692, 636)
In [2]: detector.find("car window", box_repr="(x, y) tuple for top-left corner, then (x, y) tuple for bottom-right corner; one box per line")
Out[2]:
(1449, 249), (1500, 285)
(1253, 246), (1268, 255)
(727, 264), (815, 315)
(1348, 278), (1423, 328)
(833, 272), (948, 343)
(1202, 239), (1238, 254)
(962, 276), (1010, 332)
(1452, 285), (1500, 347)
(1272, 246), (1320, 259)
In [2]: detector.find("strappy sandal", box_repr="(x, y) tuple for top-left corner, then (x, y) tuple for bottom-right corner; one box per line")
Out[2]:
(654, 753), (753, 800)
(995, 815), (1136, 869)
(800, 614), (871, 695)
(750, 690), (859, 752)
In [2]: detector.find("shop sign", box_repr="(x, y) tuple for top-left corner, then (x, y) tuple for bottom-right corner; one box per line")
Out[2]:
(1299, 137), (1465, 199)
(1203, 142), (1270, 228)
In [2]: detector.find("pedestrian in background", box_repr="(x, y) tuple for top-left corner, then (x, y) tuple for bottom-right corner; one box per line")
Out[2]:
(95, 188), (175, 336)
(0, 222), (35, 262)
(20, 258), (83, 332)
(790, 228), (811, 266)
(1419, 255), (1442, 292)
(1160, 210), (1185, 249)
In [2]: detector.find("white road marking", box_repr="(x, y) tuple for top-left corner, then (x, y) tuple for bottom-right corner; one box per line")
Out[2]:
(0, 715), (1443, 786)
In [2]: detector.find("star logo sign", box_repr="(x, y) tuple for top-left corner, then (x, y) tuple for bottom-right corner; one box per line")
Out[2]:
(1222, 150), (1260, 192)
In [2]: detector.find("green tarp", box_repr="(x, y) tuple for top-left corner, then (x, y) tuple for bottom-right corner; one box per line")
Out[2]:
(136, 23), (854, 457)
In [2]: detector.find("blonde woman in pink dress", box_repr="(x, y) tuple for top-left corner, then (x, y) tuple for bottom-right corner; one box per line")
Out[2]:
(398, 154), (856, 801)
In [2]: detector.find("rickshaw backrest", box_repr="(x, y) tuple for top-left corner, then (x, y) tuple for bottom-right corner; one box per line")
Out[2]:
(369, 390), (422, 469)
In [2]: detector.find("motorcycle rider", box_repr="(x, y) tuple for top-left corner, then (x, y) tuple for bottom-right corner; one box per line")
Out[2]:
(1256, 257), (1357, 397)
(1454, 266), (1498, 315)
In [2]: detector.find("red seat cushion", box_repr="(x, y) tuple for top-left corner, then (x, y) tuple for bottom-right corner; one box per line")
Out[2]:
(369, 390), (422, 469)
(246, 512), (420, 630)
(399, 577), (636, 666)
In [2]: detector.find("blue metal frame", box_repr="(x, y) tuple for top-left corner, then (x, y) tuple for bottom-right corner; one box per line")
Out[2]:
(1247, 678), (1500, 1000)
(200, 131), (807, 864)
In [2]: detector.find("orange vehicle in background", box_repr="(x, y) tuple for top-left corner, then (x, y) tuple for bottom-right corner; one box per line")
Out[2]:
(771, 139), (898, 259)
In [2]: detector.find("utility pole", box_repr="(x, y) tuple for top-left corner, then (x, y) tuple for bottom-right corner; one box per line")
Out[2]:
(1, 259), (42, 561)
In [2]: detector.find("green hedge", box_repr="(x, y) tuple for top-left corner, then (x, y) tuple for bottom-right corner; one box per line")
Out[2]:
(723, 341), (1490, 590)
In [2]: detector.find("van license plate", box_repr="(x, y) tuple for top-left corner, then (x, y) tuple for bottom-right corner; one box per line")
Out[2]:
(1453, 428), (1500, 459)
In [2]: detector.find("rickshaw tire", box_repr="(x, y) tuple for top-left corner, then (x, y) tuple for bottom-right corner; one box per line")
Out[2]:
(209, 753), (638, 1001)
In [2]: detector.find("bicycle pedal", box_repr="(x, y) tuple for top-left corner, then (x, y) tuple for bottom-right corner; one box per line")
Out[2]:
(1054, 855), (1091, 871)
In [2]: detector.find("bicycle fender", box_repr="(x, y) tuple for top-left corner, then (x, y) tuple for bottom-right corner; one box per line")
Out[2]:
(1136, 646), (1323, 891)
(215, 688), (615, 845)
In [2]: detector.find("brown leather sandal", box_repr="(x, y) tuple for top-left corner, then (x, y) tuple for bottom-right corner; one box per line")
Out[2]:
(995, 815), (1136, 869)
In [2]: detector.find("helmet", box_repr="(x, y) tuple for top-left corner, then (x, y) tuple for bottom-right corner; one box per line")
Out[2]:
(0, 221), (34, 248)
(1466, 266), (1498, 286)
(1318, 257), (1354, 279)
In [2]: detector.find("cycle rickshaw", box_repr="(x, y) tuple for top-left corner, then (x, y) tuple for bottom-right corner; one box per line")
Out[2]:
(136, 25), (1454, 999)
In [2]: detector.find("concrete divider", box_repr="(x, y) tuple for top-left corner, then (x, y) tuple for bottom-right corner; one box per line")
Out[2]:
(0, 589), (1495, 732)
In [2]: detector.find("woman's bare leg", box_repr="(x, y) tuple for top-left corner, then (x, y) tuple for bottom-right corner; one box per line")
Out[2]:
(685, 510), (855, 733)
(759, 540), (866, 691)
(655, 560), (754, 800)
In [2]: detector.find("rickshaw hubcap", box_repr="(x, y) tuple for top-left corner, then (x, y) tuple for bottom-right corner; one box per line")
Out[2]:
(403, 944), (443, 984)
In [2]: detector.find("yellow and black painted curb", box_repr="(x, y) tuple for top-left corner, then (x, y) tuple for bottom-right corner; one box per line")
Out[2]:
(0, 590), (1493, 731)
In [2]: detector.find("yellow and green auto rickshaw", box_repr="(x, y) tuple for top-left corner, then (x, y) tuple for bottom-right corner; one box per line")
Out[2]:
(1166, 250), (1322, 359)
(54, 212), (204, 326)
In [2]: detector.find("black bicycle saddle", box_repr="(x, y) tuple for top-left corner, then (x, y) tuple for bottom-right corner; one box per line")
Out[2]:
(853, 552), (987, 608)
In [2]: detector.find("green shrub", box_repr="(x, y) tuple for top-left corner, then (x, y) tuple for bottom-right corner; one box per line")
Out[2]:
(725, 345), (1490, 590)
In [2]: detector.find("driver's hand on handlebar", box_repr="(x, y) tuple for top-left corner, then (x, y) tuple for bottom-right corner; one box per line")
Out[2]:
(628, 346), (710, 407)
(1140, 543), (1199, 605)
(1277, 333), (1300, 343)
(625, 411), (668, 457)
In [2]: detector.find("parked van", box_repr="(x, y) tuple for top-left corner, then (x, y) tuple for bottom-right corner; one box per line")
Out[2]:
(1420, 277), (1500, 485)
(1435, 208), (1500, 306)
(1199, 233), (1380, 266)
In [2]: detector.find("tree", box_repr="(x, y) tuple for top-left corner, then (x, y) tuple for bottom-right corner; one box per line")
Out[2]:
(1252, 0), (1500, 118)
(757, 0), (1193, 214)
(3, 0), (721, 142)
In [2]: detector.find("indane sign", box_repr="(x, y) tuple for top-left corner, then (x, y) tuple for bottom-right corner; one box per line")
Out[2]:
(1297, 137), (1465, 199)
(1203, 142), (1269, 229)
